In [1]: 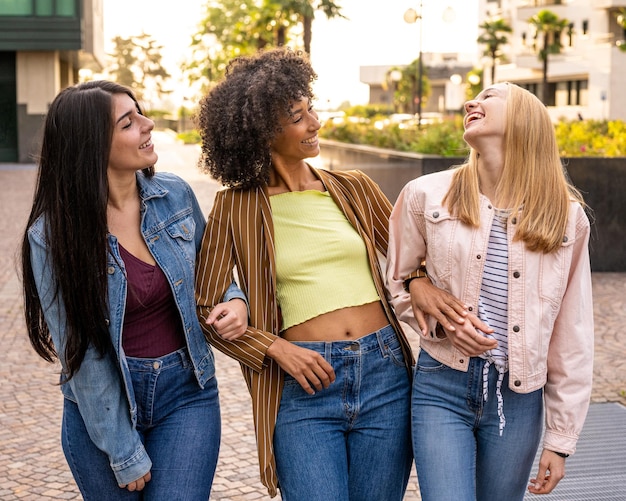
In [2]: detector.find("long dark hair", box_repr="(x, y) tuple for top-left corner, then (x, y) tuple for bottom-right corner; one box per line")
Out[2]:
(21, 80), (154, 379)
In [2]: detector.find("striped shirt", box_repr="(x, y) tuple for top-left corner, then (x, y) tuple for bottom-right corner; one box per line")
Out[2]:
(195, 167), (414, 497)
(478, 209), (510, 434)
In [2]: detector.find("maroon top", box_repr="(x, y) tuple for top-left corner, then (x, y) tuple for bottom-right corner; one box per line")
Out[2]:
(119, 244), (185, 358)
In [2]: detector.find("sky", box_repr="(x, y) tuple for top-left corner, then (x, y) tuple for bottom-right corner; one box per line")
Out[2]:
(102, 0), (479, 109)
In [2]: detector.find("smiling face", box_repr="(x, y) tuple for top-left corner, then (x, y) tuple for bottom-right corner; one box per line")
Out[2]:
(270, 96), (321, 162)
(462, 83), (509, 150)
(108, 93), (157, 174)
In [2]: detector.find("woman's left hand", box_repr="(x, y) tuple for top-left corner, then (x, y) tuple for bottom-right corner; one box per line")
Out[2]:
(527, 449), (566, 495)
(206, 298), (249, 340)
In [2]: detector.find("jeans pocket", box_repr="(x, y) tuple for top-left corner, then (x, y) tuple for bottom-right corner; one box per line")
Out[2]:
(385, 343), (408, 368)
(415, 349), (447, 372)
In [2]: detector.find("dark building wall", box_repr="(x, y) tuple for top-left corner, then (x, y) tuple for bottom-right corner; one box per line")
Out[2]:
(318, 139), (626, 272)
(17, 104), (43, 163)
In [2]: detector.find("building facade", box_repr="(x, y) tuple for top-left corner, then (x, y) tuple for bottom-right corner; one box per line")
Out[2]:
(360, 53), (474, 116)
(479, 0), (626, 121)
(0, 0), (104, 162)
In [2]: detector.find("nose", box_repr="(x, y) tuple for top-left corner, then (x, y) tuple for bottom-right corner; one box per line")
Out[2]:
(464, 99), (477, 113)
(309, 111), (321, 131)
(142, 114), (155, 131)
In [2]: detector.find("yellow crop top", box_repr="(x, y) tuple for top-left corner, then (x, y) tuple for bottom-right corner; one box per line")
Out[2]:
(269, 190), (380, 331)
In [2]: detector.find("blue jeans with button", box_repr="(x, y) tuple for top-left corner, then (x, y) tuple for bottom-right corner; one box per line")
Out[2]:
(412, 350), (543, 501)
(62, 347), (220, 500)
(273, 325), (413, 501)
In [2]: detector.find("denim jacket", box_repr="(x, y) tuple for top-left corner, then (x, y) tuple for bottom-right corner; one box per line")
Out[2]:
(387, 168), (594, 456)
(28, 171), (245, 485)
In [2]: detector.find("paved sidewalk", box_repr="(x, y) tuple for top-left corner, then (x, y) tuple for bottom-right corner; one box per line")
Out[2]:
(1, 132), (624, 500)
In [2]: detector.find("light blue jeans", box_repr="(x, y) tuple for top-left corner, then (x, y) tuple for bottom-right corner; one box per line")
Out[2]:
(273, 325), (413, 501)
(62, 347), (221, 500)
(412, 350), (543, 501)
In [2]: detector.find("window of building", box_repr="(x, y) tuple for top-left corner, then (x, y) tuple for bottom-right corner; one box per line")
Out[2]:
(520, 82), (539, 96)
(555, 80), (588, 106)
(582, 20), (589, 35)
(0, 0), (76, 17)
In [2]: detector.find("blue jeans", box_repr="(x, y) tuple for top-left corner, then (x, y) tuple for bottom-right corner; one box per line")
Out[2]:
(62, 347), (221, 500)
(273, 325), (413, 501)
(412, 350), (543, 501)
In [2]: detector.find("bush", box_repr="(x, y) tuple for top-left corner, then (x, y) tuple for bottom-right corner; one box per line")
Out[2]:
(320, 116), (467, 157)
(177, 130), (201, 144)
(321, 116), (626, 158)
(555, 119), (626, 157)
(176, 118), (626, 158)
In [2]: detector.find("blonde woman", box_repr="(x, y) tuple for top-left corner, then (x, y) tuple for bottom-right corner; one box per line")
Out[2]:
(387, 82), (594, 501)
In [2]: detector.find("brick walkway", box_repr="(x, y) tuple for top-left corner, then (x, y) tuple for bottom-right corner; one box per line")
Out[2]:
(1, 131), (624, 500)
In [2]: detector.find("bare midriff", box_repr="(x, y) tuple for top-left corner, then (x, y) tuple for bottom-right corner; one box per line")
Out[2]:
(281, 301), (389, 342)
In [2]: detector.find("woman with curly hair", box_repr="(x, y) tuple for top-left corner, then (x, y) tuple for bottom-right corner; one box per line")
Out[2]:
(21, 80), (247, 499)
(195, 47), (414, 500)
(387, 82), (594, 500)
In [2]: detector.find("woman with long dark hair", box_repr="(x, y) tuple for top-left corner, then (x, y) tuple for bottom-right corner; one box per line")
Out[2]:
(22, 80), (247, 499)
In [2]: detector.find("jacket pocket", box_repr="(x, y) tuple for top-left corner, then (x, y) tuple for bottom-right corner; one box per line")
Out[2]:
(165, 216), (197, 265)
(539, 233), (575, 309)
(423, 207), (457, 283)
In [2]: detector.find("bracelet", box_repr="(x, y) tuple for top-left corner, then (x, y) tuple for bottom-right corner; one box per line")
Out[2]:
(403, 264), (428, 292)
(552, 450), (569, 458)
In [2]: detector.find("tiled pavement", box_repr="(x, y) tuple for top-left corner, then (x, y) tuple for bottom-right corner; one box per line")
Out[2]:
(1, 131), (624, 500)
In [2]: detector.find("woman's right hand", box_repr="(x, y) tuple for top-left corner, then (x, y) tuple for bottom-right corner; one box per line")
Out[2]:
(119, 471), (151, 491)
(206, 298), (249, 340)
(266, 337), (336, 395)
(408, 278), (497, 356)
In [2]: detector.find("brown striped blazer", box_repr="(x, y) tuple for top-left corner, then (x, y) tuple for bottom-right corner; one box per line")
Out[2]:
(195, 167), (414, 497)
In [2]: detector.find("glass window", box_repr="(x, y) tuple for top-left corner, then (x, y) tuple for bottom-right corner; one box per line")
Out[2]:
(0, 0), (76, 17)
(56, 0), (76, 16)
(0, 0), (32, 15)
(35, 0), (52, 15)
(555, 82), (569, 107)
(578, 80), (588, 107)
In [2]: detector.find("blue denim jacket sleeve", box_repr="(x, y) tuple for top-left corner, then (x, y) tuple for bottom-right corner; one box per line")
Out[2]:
(27, 223), (152, 486)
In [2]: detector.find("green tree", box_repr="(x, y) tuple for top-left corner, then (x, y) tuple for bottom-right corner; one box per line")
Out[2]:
(616, 8), (626, 51)
(528, 9), (569, 105)
(183, 0), (280, 92)
(183, 0), (344, 92)
(108, 33), (171, 106)
(396, 58), (430, 115)
(273, 0), (345, 56)
(477, 17), (512, 84)
(465, 69), (483, 101)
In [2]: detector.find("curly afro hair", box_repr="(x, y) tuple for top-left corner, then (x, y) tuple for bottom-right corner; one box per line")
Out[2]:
(197, 47), (317, 189)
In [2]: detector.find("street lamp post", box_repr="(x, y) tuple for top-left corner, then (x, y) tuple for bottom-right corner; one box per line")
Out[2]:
(404, 3), (423, 127)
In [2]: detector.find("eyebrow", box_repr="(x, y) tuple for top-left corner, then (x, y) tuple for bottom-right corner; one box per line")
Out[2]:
(115, 110), (133, 124)
(480, 87), (504, 97)
(290, 97), (310, 115)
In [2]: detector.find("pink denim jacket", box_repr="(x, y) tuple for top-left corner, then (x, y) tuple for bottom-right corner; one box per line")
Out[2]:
(387, 168), (594, 455)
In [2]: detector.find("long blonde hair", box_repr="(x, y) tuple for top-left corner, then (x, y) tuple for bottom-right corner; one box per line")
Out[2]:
(443, 83), (584, 253)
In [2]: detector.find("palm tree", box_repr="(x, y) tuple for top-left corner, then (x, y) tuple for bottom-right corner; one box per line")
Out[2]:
(528, 9), (569, 105)
(616, 8), (626, 51)
(477, 18), (513, 85)
(274, 0), (345, 56)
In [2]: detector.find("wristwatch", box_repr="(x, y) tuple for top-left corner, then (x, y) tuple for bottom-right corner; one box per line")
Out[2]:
(403, 264), (428, 292)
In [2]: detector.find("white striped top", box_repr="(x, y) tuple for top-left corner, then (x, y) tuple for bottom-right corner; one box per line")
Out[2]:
(478, 209), (510, 435)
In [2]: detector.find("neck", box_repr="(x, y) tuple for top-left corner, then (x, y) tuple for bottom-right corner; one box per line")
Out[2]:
(476, 147), (505, 205)
(268, 158), (322, 193)
(107, 171), (139, 210)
